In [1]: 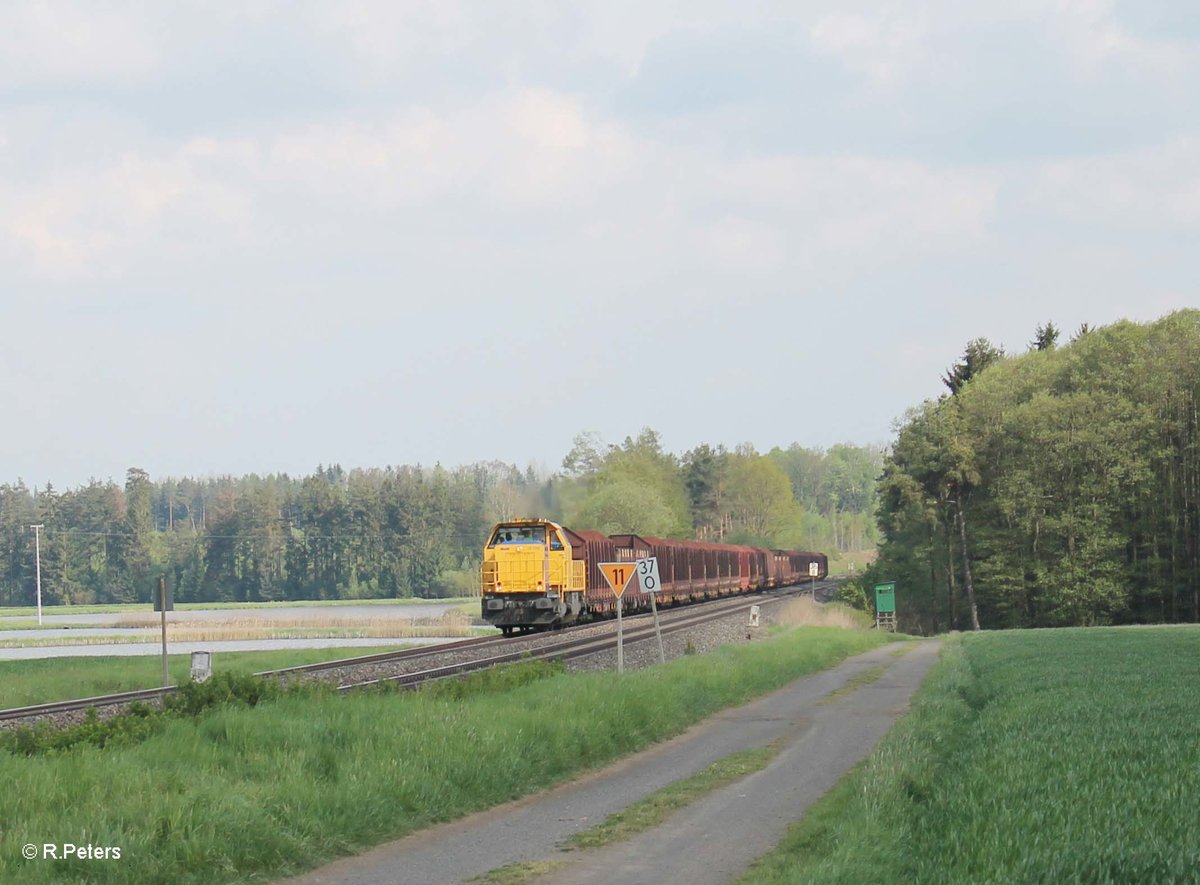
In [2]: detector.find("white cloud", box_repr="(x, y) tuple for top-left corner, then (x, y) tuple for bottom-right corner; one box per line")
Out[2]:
(809, 0), (1198, 88)
(0, 142), (253, 279)
(0, 2), (160, 83)
(809, 9), (926, 86)
(0, 86), (999, 287)
(1027, 137), (1200, 229)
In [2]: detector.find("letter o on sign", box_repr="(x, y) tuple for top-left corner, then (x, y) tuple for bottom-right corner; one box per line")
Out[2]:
(637, 557), (661, 593)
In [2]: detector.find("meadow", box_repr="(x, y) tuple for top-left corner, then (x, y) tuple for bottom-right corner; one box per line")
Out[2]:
(0, 597), (476, 618)
(742, 626), (1200, 884)
(0, 625), (889, 884)
(0, 646), (406, 709)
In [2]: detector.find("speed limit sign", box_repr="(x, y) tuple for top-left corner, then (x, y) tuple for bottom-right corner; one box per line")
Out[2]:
(636, 557), (661, 593)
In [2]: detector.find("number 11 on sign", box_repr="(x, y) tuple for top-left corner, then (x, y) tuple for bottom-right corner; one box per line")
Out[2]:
(599, 563), (637, 673)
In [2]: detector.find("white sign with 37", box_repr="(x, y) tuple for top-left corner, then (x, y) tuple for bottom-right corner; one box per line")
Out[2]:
(636, 557), (661, 593)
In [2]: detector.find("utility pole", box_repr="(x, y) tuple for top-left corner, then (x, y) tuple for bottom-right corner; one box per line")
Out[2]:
(30, 524), (44, 625)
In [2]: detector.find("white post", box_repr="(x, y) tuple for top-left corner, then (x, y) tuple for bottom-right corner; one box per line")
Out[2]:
(616, 595), (624, 674)
(650, 591), (665, 664)
(30, 524), (44, 626)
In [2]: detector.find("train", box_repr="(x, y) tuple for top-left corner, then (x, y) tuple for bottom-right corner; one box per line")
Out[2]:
(479, 518), (828, 634)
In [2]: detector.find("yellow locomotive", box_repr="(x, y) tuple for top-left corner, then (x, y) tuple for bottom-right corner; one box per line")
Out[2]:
(480, 519), (587, 635)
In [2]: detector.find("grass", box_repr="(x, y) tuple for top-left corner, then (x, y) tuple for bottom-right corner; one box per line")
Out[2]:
(0, 646), (407, 709)
(0, 619), (44, 631)
(0, 611), (478, 648)
(816, 664), (887, 705)
(468, 860), (566, 884)
(0, 597), (476, 618)
(741, 626), (1200, 884)
(0, 625), (889, 884)
(567, 745), (778, 851)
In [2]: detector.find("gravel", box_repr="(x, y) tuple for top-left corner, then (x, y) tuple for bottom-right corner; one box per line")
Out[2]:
(565, 591), (799, 673)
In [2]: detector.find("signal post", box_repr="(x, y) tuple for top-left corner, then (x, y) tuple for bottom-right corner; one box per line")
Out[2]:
(636, 557), (665, 664)
(599, 563), (637, 673)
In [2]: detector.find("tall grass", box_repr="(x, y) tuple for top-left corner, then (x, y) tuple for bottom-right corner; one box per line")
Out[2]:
(0, 626), (889, 884)
(742, 626), (1200, 884)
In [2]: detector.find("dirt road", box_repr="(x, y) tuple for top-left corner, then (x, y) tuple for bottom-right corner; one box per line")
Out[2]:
(283, 639), (941, 885)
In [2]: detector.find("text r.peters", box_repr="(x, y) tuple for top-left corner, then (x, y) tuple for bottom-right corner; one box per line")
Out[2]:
(40, 844), (122, 860)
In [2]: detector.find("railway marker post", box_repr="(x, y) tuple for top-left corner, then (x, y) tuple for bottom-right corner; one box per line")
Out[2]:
(599, 563), (637, 673)
(637, 557), (666, 664)
(809, 560), (819, 596)
(155, 575), (172, 686)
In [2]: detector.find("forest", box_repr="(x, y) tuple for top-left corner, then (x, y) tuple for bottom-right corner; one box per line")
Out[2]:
(863, 309), (1200, 632)
(0, 433), (880, 606)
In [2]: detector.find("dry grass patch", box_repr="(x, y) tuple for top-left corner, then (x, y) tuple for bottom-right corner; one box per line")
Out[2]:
(106, 611), (475, 641)
(468, 860), (566, 884)
(774, 598), (872, 630)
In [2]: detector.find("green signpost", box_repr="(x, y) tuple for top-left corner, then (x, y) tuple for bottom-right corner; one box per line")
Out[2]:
(874, 581), (897, 631)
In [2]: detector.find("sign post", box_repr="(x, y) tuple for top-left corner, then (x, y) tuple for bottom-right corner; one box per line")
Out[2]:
(599, 563), (637, 673)
(809, 560), (819, 596)
(873, 581), (897, 631)
(637, 557), (665, 664)
(156, 576), (171, 686)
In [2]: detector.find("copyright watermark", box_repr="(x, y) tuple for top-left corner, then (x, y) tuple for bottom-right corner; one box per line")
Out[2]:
(22, 843), (122, 860)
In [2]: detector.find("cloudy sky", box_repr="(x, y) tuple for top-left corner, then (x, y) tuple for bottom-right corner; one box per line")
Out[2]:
(1, 1), (1197, 488)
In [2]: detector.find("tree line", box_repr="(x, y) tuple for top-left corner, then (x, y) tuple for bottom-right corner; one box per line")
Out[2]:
(860, 310), (1200, 632)
(0, 435), (879, 606)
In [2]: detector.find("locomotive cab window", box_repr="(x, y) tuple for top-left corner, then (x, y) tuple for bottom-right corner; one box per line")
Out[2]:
(549, 530), (564, 551)
(490, 525), (546, 546)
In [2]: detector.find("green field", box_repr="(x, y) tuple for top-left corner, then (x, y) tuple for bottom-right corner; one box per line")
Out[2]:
(0, 626), (889, 884)
(0, 647), (406, 709)
(0, 597), (475, 618)
(743, 626), (1200, 884)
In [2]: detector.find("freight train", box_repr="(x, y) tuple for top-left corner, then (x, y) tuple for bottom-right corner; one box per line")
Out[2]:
(479, 518), (828, 634)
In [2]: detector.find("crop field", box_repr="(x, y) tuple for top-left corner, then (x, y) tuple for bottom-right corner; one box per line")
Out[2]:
(0, 646), (405, 709)
(0, 597), (476, 618)
(743, 626), (1200, 884)
(0, 625), (889, 884)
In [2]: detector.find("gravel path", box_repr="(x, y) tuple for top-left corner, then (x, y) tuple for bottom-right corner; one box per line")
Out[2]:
(279, 639), (939, 885)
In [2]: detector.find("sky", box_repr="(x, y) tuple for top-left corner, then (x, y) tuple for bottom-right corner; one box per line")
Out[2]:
(1, 1), (1197, 489)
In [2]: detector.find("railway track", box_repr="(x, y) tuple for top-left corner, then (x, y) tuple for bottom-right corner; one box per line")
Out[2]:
(0, 581), (834, 725)
(336, 583), (822, 691)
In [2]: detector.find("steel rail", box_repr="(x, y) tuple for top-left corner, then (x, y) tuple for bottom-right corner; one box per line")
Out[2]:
(0, 580), (835, 723)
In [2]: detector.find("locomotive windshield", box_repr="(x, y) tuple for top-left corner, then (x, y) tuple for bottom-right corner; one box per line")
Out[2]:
(490, 525), (546, 546)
